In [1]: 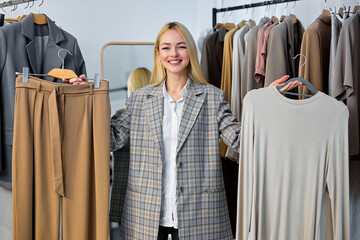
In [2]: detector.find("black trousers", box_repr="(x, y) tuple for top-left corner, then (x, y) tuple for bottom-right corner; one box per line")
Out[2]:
(157, 226), (179, 240)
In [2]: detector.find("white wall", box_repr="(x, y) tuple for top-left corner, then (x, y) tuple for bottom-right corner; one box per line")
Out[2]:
(1, 0), (359, 239)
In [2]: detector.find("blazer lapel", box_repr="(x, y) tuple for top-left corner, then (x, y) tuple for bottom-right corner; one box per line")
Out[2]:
(145, 86), (164, 155)
(43, 15), (65, 81)
(22, 13), (65, 81)
(177, 81), (205, 153)
(22, 14), (38, 73)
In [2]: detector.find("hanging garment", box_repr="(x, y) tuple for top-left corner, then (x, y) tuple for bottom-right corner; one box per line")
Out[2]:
(226, 21), (253, 162)
(110, 108), (130, 224)
(254, 22), (271, 86)
(200, 26), (227, 88)
(298, 12), (331, 96)
(328, 13), (342, 97)
(12, 76), (110, 240)
(240, 17), (269, 103)
(0, 13), (86, 189)
(237, 86), (350, 240)
(110, 80), (240, 239)
(264, 16), (304, 86)
(333, 10), (360, 156)
(196, 28), (212, 61)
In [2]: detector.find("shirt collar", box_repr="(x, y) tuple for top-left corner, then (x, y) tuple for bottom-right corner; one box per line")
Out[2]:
(162, 78), (190, 102)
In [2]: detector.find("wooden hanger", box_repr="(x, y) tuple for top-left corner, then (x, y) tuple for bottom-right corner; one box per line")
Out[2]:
(224, 22), (236, 30)
(237, 20), (246, 28)
(322, 8), (331, 16)
(214, 23), (224, 30)
(353, 5), (360, 13)
(249, 19), (256, 27)
(271, 16), (279, 23)
(33, 13), (47, 25)
(289, 14), (298, 24)
(276, 54), (318, 98)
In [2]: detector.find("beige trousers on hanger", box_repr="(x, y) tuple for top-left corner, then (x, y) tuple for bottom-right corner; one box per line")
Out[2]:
(12, 76), (110, 240)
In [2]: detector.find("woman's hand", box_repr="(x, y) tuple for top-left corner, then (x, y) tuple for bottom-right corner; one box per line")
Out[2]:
(62, 74), (88, 85)
(269, 75), (302, 92)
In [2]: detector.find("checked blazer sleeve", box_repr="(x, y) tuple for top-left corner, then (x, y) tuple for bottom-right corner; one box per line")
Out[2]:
(110, 95), (132, 152)
(217, 89), (241, 152)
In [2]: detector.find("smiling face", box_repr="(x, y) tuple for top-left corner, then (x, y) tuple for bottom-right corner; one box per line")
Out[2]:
(156, 29), (190, 78)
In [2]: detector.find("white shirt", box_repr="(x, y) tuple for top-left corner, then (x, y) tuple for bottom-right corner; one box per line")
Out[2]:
(159, 79), (189, 228)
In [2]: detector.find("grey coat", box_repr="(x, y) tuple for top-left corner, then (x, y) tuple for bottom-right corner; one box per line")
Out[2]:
(0, 13), (86, 188)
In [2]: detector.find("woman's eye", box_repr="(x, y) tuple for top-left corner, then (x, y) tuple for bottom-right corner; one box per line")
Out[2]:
(161, 47), (169, 50)
(179, 46), (187, 49)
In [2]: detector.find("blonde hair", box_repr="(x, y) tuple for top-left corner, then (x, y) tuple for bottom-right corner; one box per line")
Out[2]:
(150, 22), (208, 86)
(128, 67), (151, 96)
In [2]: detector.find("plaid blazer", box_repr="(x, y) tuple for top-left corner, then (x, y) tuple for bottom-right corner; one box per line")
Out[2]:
(110, 109), (130, 223)
(110, 80), (240, 239)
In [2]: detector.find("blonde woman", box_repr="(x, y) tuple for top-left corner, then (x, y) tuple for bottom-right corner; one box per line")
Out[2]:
(68, 22), (299, 239)
(127, 67), (151, 97)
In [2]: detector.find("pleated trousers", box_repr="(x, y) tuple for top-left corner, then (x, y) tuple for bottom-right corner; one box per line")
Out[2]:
(12, 75), (110, 240)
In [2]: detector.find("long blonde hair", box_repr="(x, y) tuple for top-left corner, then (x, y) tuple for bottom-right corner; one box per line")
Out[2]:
(127, 67), (151, 97)
(150, 22), (208, 86)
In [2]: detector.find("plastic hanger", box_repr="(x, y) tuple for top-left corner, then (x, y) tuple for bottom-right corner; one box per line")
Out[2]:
(276, 54), (318, 98)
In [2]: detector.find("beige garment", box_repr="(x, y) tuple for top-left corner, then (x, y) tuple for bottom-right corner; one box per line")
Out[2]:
(219, 26), (239, 158)
(264, 16), (305, 87)
(241, 17), (269, 102)
(237, 86), (350, 240)
(12, 76), (110, 240)
(298, 13), (331, 96)
(226, 22), (253, 161)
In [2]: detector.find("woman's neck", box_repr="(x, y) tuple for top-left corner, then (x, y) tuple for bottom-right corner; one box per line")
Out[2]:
(165, 73), (188, 102)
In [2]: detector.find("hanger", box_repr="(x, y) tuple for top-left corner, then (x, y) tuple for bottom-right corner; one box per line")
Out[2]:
(271, 4), (278, 23)
(224, 22), (236, 30)
(276, 54), (318, 98)
(354, 5), (360, 13)
(280, 2), (288, 22)
(214, 23), (224, 30)
(5, 4), (17, 23)
(16, 49), (103, 88)
(33, 0), (47, 25)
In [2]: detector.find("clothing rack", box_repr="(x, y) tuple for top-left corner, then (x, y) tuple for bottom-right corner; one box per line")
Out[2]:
(212, 0), (300, 27)
(0, 0), (34, 8)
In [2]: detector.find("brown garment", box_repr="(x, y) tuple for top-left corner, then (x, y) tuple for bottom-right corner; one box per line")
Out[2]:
(298, 13), (331, 95)
(221, 26), (240, 104)
(200, 26), (227, 88)
(12, 76), (110, 240)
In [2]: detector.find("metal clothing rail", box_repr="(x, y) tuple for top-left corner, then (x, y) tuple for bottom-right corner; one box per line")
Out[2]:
(0, 0), (34, 8)
(212, 0), (300, 27)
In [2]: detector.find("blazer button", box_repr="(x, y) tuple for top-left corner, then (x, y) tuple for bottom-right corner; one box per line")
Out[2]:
(176, 162), (182, 168)
(177, 186), (183, 193)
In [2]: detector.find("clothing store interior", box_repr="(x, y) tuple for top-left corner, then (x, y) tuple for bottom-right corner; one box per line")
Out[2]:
(0, 0), (360, 239)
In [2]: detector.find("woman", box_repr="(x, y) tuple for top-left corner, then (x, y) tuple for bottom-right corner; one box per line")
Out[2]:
(68, 22), (299, 239)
